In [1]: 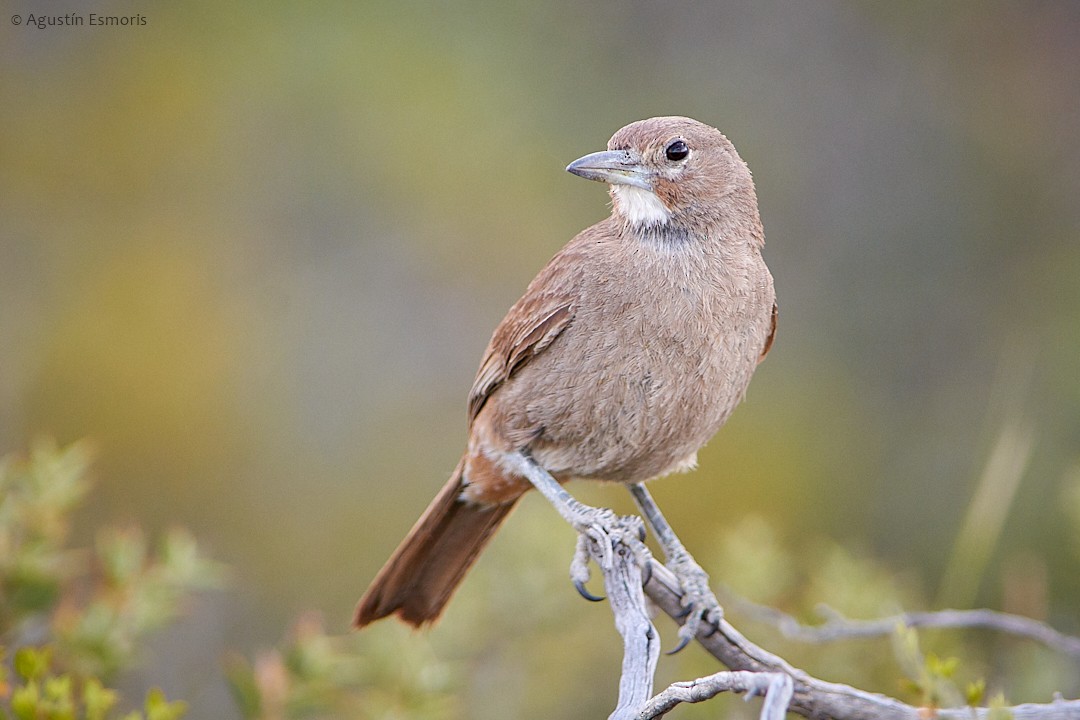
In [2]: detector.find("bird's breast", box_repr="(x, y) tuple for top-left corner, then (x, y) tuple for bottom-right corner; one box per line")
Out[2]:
(489, 243), (774, 484)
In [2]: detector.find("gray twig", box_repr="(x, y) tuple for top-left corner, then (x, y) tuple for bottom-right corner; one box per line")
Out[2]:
(639, 671), (794, 720)
(512, 450), (1080, 720)
(727, 594), (1080, 662)
(643, 560), (1080, 719)
(598, 520), (661, 720)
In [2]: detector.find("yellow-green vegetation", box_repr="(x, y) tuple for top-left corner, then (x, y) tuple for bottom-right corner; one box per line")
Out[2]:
(0, 441), (463, 719)
(2, 441), (1075, 718)
(0, 440), (215, 718)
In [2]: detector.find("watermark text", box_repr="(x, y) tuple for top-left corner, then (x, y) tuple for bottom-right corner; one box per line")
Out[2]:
(11, 13), (148, 29)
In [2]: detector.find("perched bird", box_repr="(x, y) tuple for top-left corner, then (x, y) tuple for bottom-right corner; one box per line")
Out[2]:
(354, 116), (776, 629)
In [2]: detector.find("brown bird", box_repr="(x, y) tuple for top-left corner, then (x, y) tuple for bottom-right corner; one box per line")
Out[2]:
(354, 116), (777, 629)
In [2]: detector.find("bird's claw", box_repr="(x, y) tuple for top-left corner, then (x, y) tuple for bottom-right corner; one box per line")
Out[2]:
(666, 555), (722, 654)
(567, 510), (653, 604)
(574, 578), (605, 602)
(666, 632), (693, 656)
(569, 532), (598, 603)
(641, 559), (653, 587)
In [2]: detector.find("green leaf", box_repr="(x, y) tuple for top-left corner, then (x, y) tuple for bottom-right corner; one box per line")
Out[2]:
(926, 653), (959, 680)
(11, 682), (39, 720)
(144, 688), (187, 720)
(965, 678), (986, 706)
(44, 674), (73, 702)
(987, 692), (1014, 720)
(13, 647), (50, 681)
(83, 678), (120, 720)
(223, 654), (262, 719)
(97, 527), (148, 587)
(158, 529), (226, 590)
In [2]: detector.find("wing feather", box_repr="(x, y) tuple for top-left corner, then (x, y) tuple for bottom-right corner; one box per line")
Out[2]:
(758, 301), (778, 363)
(468, 294), (574, 424)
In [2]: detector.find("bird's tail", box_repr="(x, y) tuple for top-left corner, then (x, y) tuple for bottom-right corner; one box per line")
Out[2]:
(353, 458), (518, 628)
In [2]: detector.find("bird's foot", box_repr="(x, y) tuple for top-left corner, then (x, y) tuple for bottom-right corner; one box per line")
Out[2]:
(666, 553), (722, 654)
(508, 451), (654, 603)
(568, 507), (652, 603)
(571, 533), (604, 601)
(626, 483), (722, 652)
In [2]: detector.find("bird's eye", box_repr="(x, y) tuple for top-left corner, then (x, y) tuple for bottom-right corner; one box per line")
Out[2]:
(665, 139), (689, 162)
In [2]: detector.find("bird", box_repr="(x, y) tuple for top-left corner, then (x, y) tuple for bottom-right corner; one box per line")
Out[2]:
(354, 116), (776, 629)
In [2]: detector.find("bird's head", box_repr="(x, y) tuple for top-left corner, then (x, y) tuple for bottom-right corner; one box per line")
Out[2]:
(566, 116), (758, 241)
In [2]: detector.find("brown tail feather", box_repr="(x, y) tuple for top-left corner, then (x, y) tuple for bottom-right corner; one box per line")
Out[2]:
(354, 459), (518, 628)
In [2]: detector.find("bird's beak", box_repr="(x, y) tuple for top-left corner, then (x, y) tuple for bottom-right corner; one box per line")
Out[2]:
(566, 149), (653, 191)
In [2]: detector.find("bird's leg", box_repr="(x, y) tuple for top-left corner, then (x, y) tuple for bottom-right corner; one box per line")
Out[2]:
(508, 450), (650, 602)
(629, 483), (721, 653)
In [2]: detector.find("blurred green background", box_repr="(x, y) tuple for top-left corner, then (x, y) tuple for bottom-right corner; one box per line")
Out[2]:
(3, 1), (1079, 717)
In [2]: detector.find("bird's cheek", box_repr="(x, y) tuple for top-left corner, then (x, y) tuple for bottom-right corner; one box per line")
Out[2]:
(651, 178), (683, 213)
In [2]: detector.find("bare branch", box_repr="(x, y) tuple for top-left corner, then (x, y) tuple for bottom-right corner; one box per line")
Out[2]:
(593, 519), (661, 720)
(513, 450), (1080, 720)
(643, 559), (1080, 720)
(727, 592), (1080, 661)
(639, 671), (793, 720)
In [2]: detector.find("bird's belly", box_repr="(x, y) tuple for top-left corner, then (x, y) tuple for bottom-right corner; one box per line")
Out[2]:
(521, 340), (756, 483)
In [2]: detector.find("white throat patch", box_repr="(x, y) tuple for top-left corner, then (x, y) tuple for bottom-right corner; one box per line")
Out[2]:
(612, 185), (671, 228)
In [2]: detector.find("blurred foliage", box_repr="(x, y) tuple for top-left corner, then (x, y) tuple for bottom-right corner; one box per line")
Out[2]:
(225, 614), (457, 720)
(2, 437), (1079, 719)
(0, 441), (216, 718)
(0, 441), (466, 720)
(698, 511), (1080, 717)
(1, 646), (186, 720)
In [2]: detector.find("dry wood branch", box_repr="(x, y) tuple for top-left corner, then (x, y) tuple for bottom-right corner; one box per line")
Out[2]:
(639, 670), (793, 720)
(642, 559), (1080, 720)
(588, 518), (661, 720)
(727, 593), (1080, 661)
(514, 451), (1080, 719)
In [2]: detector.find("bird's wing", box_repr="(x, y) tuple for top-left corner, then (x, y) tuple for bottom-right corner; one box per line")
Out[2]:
(758, 301), (778, 363)
(468, 291), (574, 424)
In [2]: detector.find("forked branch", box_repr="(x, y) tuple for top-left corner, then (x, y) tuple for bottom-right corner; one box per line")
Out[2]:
(512, 449), (1080, 720)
